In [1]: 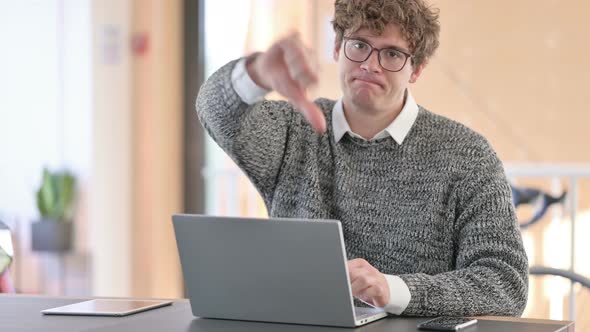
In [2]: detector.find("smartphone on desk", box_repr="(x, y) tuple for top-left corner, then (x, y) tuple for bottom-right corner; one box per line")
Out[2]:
(417, 317), (478, 331)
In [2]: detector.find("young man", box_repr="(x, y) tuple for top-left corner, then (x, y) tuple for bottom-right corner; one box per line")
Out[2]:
(196, 0), (528, 317)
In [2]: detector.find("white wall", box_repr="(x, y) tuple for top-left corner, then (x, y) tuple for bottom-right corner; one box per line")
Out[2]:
(0, 0), (63, 219)
(0, 0), (93, 294)
(0, 0), (133, 297)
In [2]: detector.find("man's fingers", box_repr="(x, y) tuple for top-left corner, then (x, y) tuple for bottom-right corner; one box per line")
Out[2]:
(278, 34), (318, 90)
(351, 282), (379, 307)
(347, 264), (363, 283)
(282, 42), (318, 89)
(358, 286), (387, 308)
(286, 59), (318, 90)
(277, 78), (326, 133)
(262, 31), (325, 133)
(363, 285), (389, 307)
(347, 259), (390, 307)
(348, 258), (370, 269)
(350, 274), (373, 295)
(282, 39), (322, 130)
(297, 99), (326, 134)
(347, 259), (369, 284)
(352, 279), (388, 308)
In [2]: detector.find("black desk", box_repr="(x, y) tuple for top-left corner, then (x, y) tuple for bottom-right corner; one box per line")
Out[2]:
(0, 295), (574, 332)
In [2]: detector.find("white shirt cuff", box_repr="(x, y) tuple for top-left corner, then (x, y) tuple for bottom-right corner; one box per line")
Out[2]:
(230, 57), (270, 105)
(382, 274), (411, 315)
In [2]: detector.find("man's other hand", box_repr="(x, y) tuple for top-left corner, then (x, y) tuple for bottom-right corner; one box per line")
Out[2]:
(245, 31), (326, 134)
(347, 258), (390, 308)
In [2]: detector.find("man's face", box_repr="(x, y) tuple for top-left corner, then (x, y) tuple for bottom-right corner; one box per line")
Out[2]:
(334, 24), (425, 114)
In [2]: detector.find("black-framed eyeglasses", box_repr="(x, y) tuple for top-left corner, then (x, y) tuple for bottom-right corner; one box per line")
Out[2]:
(343, 37), (413, 72)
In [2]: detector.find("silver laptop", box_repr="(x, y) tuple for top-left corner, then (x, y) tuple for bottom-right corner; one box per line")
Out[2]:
(172, 214), (388, 327)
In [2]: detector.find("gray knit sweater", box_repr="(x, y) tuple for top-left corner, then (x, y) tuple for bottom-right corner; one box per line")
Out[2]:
(196, 60), (528, 317)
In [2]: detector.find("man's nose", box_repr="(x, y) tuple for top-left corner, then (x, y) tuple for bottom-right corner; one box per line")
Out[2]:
(360, 50), (381, 73)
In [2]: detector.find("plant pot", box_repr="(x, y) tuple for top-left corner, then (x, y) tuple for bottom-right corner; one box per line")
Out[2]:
(31, 219), (73, 252)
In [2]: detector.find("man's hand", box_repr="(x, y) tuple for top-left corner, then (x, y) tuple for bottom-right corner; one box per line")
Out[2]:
(347, 258), (390, 308)
(246, 32), (326, 134)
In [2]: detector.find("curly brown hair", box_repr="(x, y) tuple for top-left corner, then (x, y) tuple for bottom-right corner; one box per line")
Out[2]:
(332, 0), (440, 67)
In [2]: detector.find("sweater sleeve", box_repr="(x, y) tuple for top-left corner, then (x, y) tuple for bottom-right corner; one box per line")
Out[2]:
(196, 59), (293, 202)
(398, 143), (529, 317)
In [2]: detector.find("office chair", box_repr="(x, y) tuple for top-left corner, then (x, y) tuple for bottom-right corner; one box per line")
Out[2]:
(528, 266), (590, 289)
(511, 186), (567, 230)
(511, 186), (589, 289)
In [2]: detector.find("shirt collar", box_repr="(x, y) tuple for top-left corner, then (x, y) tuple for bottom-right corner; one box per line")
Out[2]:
(332, 91), (419, 144)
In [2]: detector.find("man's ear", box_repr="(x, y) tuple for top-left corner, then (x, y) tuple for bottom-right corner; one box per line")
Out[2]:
(409, 60), (428, 84)
(333, 39), (341, 61)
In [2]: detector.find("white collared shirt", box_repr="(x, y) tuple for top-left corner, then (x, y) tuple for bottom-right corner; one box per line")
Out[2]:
(231, 58), (413, 315)
(331, 94), (418, 144)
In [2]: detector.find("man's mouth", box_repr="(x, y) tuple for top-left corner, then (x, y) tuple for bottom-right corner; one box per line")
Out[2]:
(352, 77), (383, 89)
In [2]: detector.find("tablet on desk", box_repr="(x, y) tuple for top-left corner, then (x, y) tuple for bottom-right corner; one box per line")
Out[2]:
(41, 299), (173, 317)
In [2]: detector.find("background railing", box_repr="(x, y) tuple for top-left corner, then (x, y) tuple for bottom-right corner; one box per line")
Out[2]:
(506, 163), (590, 322)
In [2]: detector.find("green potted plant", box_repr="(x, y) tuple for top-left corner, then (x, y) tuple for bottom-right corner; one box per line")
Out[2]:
(31, 168), (77, 252)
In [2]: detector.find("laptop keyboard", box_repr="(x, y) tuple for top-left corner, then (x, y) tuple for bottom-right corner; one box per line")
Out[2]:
(354, 306), (383, 319)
